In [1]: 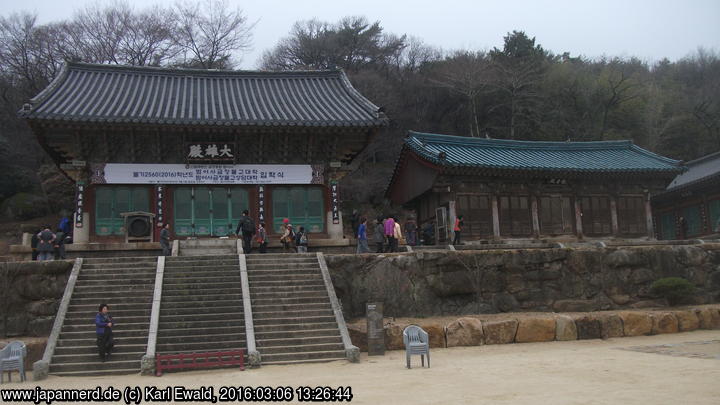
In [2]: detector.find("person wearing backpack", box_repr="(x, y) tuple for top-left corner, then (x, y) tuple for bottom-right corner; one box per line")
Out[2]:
(295, 226), (309, 253)
(235, 210), (256, 254)
(280, 219), (295, 252)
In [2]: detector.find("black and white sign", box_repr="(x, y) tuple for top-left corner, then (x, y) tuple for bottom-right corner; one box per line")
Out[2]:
(75, 182), (85, 228)
(156, 185), (165, 226)
(258, 185), (266, 223)
(186, 143), (235, 162)
(331, 181), (340, 224)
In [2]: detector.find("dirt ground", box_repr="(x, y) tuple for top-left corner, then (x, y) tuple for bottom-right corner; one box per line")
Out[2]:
(2, 330), (719, 404)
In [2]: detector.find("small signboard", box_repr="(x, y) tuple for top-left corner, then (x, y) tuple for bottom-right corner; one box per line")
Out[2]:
(367, 302), (385, 356)
(186, 143), (235, 162)
(331, 181), (340, 225)
(258, 185), (266, 223)
(74, 182), (85, 228)
(155, 185), (165, 226)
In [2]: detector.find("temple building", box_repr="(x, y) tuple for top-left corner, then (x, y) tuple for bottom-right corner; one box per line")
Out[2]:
(387, 131), (684, 242)
(652, 151), (720, 239)
(20, 62), (387, 245)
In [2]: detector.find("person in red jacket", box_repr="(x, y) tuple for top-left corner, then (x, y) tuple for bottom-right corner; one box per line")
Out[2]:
(453, 215), (464, 245)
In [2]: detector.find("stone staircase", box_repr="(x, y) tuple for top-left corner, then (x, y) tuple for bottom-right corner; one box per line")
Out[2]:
(50, 257), (156, 376)
(245, 253), (345, 365)
(155, 255), (246, 366)
(178, 239), (238, 256)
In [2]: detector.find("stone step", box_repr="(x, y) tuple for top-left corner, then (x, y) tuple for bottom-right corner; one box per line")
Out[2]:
(63, 316), (149, 326)
(253, 322), (338, 332)
(53, 351), (145, 364)
(258, 342), (344, 355)
(255, 328), (340, 340)
(261, 357), (346, 366)
(259, 350), (346, 364)
(245, 253), (316, 260)
(159, 312), (242, 323)
(163, 281), (241, 291)
(81, 263), (156, 270)
(164, 263), (238, 271)
(83, 257), (158, 264)
(55, 344), (147, 356)
(69, 296), (153, 306)
(256, 335), (342, 347)
(250, 291), (327, 299)
(159, 325), (245, 338)
(249, 285), (326, 293)
(247, 268), (321, 276)
(163, 274), (241, 283)
(160, 299), (243, 310)
(73, 284), (155, 292)
(162, 293), (242, 303)
(157, 332), (245, 344)
(162, 288), (243, 298)
(59, 328), (149, 339)
(160, 304), (243, 316)
(180, 250), (237, 257)
(71, 291), (155, 300)
(62, 323), (149, 333)
(248, 279), (323, 287)
(58, 336), (148, 346)
(65, 309), (152, 319)
(68, 302), (152, 312)
(77, 275), (157, 283)
(50, 368), (140, 377)
(250, 303), (332, 312)
(49, 358), (142, 373)
(253, 309), (333, 319)
(251, 296), (329, 305)
(253, 315), (336, 325)
(156, 340), (246, 353)
(166, 253), (238, 261)
(247, 263), (320, 270)
(159, 319), (242, 329)
(247, 273), (322, 282)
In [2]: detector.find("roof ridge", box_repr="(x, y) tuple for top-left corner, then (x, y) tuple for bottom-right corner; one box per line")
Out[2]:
(408, 131), (634, 151)
(66, 61), (344, 77)
(684, 150), (720, 166)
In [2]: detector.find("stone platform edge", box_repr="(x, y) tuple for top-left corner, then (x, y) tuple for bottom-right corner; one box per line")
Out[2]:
(347, 305), (720, 351)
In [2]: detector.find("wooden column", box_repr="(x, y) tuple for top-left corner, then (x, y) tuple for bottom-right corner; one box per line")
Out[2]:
(531, 195), (540, 239)
(448, 199), (457, 242)
(645, 194), (655, 239)
(491, 195), (500, 239)
(610, 195), (619, 236)
(574, 197), (584, 239)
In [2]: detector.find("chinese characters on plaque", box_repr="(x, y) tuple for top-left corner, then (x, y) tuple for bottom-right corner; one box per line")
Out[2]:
(258, 185), (266, 223)
(331, 181), (340, 224)
(75, 182), (85, 228)
(187, 143), (235, 162)
(156, 185), (165, 226)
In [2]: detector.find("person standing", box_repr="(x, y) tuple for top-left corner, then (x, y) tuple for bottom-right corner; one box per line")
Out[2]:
(256, 222), (268, 254)
(295, 226), (309, 253)
(36, 226), (56, 261)
(453, 215), (464, 245)
(373, 217), (385, 253)
(95, 303), (114, 362)
(356, 217), (370, 253)
(54, 228), (66, 260)
(678, 216), (688, 240)
(160, 223), (171, 256)
(384, 216), (396, 252)
(235, 210), (256, 254)
(350, 209), (360, 239)
(392, 217), (403, 252)
(31, 228), (40, 261)
(280, 220), (295, 252)
(404, 217), (418, 246)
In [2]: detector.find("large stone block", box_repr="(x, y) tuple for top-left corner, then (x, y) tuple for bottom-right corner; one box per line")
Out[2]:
(445, 317), (484, 347)
(650, 312), (679, 335)
(710, 308), (720, 329)
(347, 323), (368, 352)
(384, 321), (445, 350)
(555, 315), (577, 341)
(619, 311), (652, 336)
(515, 317), (556, 343)
(482, 319), (518, 345)
(696, 308), (714, 329)
(553, 299), (597, 312)
(674, 310), (700, 331)
(597, 313), (624, 339)
(575, 316), (602, 340)
(421, 323), (447, 348)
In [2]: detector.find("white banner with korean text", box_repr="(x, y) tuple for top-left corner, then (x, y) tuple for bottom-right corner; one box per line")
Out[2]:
(91, 164), (324, 185)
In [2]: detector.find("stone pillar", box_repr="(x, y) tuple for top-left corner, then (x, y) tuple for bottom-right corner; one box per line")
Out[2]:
(645, 195), (655, 239)
(574, 198), (584, 239)
(327, 210), (344, 240)
(73, 212), (90, 243)
(531, 196), (540, 238)
(610, 195), (619, 236)
(491, 195), (500, 238)
(448, 200), (457, 240)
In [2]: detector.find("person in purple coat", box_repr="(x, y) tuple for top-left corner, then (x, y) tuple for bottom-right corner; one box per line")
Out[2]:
(384, 216), (396, 252)
(95, 303), (114, 362)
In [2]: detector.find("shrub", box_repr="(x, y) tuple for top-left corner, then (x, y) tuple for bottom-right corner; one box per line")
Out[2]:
(650, 277), (695, 306)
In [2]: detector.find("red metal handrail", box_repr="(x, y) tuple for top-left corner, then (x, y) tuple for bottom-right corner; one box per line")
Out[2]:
(155, 349), (245, 376)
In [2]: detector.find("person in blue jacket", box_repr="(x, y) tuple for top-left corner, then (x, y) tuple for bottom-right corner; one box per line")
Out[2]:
(95, 303), (114, 362)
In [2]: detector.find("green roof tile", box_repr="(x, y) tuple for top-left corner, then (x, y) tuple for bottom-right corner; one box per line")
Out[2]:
(405, 131), (684, 174)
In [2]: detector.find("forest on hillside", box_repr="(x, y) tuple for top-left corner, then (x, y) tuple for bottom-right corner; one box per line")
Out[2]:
(1, 2), (718, 218)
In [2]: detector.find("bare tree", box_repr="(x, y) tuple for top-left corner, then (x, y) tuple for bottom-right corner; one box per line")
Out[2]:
(172, 0), (254, 69)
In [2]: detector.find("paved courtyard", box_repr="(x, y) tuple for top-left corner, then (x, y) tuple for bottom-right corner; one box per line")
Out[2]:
(2, 330), (719, 404)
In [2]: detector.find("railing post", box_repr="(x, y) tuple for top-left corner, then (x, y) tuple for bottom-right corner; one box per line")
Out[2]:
(142, 255), (165, 375)
(316, 252), (359, 362)
(238, 253), (260, 366)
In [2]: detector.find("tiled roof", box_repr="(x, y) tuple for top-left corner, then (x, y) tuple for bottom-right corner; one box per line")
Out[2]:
(19, 62), (387, 128)
(404, 131), (684, 174)
(665, 150), (720, 191)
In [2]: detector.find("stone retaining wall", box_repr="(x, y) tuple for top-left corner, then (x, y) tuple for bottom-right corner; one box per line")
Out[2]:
(325, 245), (720, 318)
(346, 305), (720, 351)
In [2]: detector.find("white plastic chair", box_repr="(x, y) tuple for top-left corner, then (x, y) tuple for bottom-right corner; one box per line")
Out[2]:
(0, 341), (27, 383)
(403, 325), (430, 369)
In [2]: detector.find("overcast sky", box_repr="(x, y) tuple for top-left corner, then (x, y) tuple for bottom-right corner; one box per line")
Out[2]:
(5, 0), (720, 69)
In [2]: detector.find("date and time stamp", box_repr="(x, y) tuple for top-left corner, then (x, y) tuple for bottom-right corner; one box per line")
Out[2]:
(0, 386), (354, 404)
